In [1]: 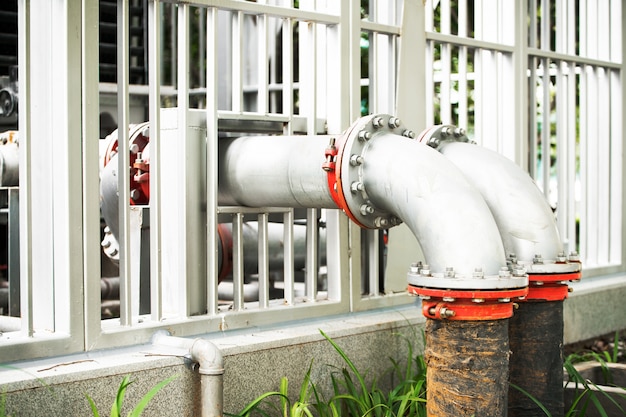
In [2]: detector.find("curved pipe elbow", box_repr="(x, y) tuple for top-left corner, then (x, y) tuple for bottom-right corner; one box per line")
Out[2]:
(434, 140), (563, 262)
(191, 338), (224, 376)
(352, 134), (507, 277)
(152, 331), (224, 376)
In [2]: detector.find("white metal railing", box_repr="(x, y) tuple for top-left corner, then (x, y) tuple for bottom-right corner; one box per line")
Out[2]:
(426, 0), (625, 275)
(0, 0), (416, 363)
(527, 0), (623, 273)
(2, 0), (624, 364)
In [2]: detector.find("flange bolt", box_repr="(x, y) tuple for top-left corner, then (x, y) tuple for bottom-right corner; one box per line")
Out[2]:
(358, 130), (372, 141)
(388, 117), (401, 128)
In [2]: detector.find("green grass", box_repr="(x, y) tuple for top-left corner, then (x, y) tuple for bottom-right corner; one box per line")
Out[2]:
(228, 330), (427, 417)
(86, 374), (177, 417)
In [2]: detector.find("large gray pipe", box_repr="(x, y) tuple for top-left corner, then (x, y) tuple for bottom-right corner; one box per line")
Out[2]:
(419, 127), (580, 417)
(219, 115), (508, 277)
(435, 139), (562, 260)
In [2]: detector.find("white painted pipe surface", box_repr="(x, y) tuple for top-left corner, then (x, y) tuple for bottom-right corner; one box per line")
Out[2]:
(437, 141), (563, 262)
(152, 331), (224, 417)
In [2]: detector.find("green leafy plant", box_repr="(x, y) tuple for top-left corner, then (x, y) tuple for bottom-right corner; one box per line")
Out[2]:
(229, 330), (427, 417)
(86, 374), (177, 417)
(512, 332), (626, 417)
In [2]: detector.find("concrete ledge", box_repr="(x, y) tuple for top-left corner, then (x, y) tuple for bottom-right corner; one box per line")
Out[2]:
(564, 273), (626, 344)
(0, 305), (425, 416)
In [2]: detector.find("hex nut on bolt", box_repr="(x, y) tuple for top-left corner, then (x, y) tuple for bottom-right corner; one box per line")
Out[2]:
(350, 154), (364, 166)
(358, 130), (372, 141)
(388, 117), (401, 128)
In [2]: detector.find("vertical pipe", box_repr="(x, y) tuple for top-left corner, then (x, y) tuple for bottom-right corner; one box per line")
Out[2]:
(509, 301), (564, 417)
(426, 319), (509, 416)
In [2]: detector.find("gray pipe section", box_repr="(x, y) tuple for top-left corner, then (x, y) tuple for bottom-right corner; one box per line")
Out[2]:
(437, 141), (563, 261)
(218, 132), (507, 277)
(152, 331), (224, 417)
(361, 134), (507, 276)
(218, 136), (335, 208)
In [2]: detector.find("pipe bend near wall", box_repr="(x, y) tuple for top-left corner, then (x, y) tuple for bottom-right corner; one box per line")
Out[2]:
(435, 141), (563, 262)
(217, 121), (509, 279)
(358, 134), (507, 277)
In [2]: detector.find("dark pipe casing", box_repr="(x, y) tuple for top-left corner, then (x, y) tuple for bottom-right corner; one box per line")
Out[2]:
(508, 301), (564, 417)
(426, 319), (509, 417)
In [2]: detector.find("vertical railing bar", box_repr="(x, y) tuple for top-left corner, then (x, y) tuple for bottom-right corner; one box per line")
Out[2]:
(18, 0), (34, 336)
(587, 66), (599, 264)
(177, 3), (190, 316)
(282, 16), (294, 125)
(555, 0), (563, 53)
(473, 48), (482, 142)
(148, 0), (163, 321)
(597, 67), (610, 264)
(367, 229), (379, 296)
(257, 213), (270, 309)
(458, 45), (468, 130)
(567, 0), (575, 55)
(257, 13), (269, 113)
(597, 0), (609, 61)
(579, 0), (587, 57)
(283, 210), (295, 305)
(541, 57), (550, 197)
(579, 65), (588, 261)
(566, 62), (577, 253)
(170, 4), (177, 86)
(529, 0), (538, 49)
(8, 188), (20, 317)
(425, 0), (433, 32)
(458, 0), (467, 37)
(307, 22), (317, 134)
(440, 0), (451, 123)
(206, 6), (219, 316)
(529, 57), (538, 177)
(556, 61), (568, 239)
(609, 68), (623, 263)
(371, 31), (379, 112)
(540, 0), (550, 51)
(425, 41), (434, 125)
(232, 213), (244, 311)
(198, 7), (206, 96)
(82, 0), (102, 343)
(440, 44), (451, 123)
(117, 0), (133, 326)
(305, 209), (318, 302)
(232, 11), (243, 112)
(458, 0), (468, 137)
(587, 0), (597, 59)
(609, 0), (622, 62)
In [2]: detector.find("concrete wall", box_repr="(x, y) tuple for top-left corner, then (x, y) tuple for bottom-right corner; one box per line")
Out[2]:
(0, 306), (425, 416)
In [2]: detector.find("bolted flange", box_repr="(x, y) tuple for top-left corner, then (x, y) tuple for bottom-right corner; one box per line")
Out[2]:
(326, 114), (413, 229)
(416, 124), (475, 149)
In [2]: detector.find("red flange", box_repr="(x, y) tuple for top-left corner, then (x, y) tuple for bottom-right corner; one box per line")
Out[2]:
(409, 285), (529, 321)
(524, 271), (581, 301)
(322, 127), (369, 228)
(422, 300), (515, 321)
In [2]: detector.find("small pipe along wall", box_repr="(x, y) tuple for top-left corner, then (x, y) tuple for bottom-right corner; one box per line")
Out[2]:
(418, 126), (581, 417)
(220, 114), (529, 416)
